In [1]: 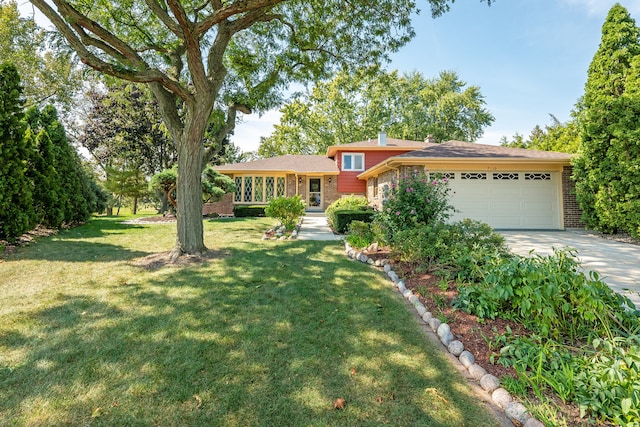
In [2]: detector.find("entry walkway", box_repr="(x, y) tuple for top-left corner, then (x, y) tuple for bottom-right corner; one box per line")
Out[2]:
(297, 212), (338, 241)
(501, 231), (640, 309)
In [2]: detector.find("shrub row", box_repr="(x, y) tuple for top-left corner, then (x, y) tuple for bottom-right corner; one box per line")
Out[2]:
(233, 205), (266, 217)
(334, 210), (374, 234)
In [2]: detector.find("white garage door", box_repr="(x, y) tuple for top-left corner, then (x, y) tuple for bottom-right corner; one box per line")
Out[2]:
(437, 171), (561, 229)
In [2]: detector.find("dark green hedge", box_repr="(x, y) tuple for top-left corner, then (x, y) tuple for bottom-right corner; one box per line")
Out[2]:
(233, 205), (266, 217)
(334, 210), (374, 233)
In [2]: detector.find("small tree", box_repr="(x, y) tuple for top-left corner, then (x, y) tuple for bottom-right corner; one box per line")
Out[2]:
(374, 171), (453, 243)
(265, 195), (305, 231)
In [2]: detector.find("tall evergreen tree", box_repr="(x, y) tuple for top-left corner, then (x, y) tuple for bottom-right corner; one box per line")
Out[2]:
(573, 3), (640, 235)
(0, 63), (35, 241)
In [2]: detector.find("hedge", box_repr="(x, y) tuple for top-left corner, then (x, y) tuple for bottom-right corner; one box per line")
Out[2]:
(233, 205), (266, 217)
(334, 209), (374, 233)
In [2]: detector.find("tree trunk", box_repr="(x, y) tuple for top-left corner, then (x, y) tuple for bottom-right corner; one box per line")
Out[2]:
(171, 106), (209, 257)
(133, 196), (138, 215)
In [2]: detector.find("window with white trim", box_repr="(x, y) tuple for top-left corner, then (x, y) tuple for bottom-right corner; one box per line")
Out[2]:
(233, 175), (286, 203)
(342, 153), (364, 171)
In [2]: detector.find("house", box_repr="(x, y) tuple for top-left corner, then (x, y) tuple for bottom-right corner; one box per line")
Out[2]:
(212, 133), (581, 230)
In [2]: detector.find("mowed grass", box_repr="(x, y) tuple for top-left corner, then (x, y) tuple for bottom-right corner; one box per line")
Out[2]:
(0, 216), (500, 426)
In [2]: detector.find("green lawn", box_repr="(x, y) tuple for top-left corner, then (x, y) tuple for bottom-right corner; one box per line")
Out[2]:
(0, 216), (500, 426)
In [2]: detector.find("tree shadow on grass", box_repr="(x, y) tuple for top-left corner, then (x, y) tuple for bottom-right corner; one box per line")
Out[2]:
(7, 239), (151, 263)
(0, 241), (500, 426)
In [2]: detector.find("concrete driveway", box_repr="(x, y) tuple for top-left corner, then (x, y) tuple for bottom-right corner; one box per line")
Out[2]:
(500, 231), (640, 309)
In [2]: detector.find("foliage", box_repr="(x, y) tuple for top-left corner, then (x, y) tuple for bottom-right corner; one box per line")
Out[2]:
(104, 164), (149, 215)
(325, 195), (369, 229)
(79, 84), (175, 177)
(392, 219), (508, 281)
(334, 210), (375, 234)
(374, 171), (453, 244)
(500, 114), (581, 154)
(258, 68), (494, 157)
(201, 166), (236, 203)
(573, 4), (640, 237)
(264, 195), (305, 230)
(345, 220), (376, 249)
(0, 1), (81, 110)
(233, 205), (267, 218)
(0, 62), (35, 240)
(455, 248), (637, 342)
(149, 166), (235, 212)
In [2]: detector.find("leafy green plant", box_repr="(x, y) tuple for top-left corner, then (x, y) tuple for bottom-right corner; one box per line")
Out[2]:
(374, 171), (453, 243)
(345, 220), (375, 248)
(264, 195), (305, 230)
(325, 195), (368, 229)
(437, 277), (449, 292)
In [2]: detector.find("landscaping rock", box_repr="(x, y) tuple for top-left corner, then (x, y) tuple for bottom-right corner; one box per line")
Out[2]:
(524, 418), (545, 427)
(480, 374), (500, 393)
(367, 242), (379, 252)
(416, 304), (427, 317)
(491, 388), (512, 408)
(278, 235), (287, 240)
(374, 259), (382, 267)
(380, 259), (389, 266)
(387, 271), (399, 282)
(402, 289), (413, 299)
(505, 402), (529, 426)
(458, 351), (475, 368)
(408, 295), (420, 306)
(367, 258), (374, 265)
(447, 340), (464, 356)
(436, 323), (450, 339)
(468, 363), (487, 381)
(428, 317), (441, 332)
(422, 311), (433, 322)
(396, 280), (406, 292)
(383, 264), (391, 273)
(358, 254), (369, 263)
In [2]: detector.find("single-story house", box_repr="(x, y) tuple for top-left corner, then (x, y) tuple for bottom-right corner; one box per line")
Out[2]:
(211, 133), (582, 230)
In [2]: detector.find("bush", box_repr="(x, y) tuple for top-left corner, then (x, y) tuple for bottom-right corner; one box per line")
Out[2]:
(265, 195), (305, 230)
(325, 195), (368, 229)
(345, 220), (375, 248)
(374, 171), (453, 243)
(233, 205), (266, 217)
(393, 219), (508, 281)
(334, 209), (374, 234)
(455, 248), (637, 342)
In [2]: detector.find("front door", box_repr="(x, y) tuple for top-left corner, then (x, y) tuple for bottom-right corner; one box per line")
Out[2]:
(308, 177), (322, 210)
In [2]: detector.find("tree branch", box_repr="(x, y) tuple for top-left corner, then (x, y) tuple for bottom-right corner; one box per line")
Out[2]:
(194, 0), (283, 36)
(143, 0), (184, 38)
(202, 102), (249, 167)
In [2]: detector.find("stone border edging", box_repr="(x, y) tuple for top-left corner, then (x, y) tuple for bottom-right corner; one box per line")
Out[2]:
(344, 242), (543, 427)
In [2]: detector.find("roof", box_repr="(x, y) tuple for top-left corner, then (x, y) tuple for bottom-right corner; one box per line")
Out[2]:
(326, 138), (434, 157)
(358, 140), (573, 179)
(214, 154), (339, 174)
(395, 140), (572, 160)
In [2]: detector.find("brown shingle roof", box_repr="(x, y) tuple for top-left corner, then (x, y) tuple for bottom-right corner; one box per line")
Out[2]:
(397, 140), (572, 160)
(326, 138), (433, 157)
(214, 154), (339, 174)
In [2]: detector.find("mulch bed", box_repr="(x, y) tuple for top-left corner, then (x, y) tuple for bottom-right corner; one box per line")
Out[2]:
(364, 248), (611, 427)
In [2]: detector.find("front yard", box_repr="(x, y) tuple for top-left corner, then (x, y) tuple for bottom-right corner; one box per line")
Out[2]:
(0, 216), (501, 426)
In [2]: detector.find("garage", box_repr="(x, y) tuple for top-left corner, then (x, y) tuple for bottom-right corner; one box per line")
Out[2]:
(443, 171), (562, 229)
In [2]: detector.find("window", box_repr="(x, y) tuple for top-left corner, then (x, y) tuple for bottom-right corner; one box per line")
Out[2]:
(342, 153), (364, 171)
(525, 173), (551, 181)
(233, 175), (286, 203)
(493, 173), (519, 180)
(461, 172), (487, 180)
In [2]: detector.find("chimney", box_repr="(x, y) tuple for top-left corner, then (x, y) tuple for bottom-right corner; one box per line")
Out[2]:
(378, 131), (387, 146)
(425, 134), (436, 144)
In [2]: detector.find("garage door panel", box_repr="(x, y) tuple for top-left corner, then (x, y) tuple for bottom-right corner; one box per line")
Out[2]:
(445, 171), (560, 229)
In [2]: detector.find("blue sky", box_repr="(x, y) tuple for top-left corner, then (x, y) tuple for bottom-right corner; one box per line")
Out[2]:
(234, 0), (640, 152)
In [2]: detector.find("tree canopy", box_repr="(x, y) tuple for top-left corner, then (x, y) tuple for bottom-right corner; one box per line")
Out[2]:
(499, 113), (580, 154)
(30, 0), (492, 256)
(573, 3), (640, 237)
(1, 1), (81, 111)
(258, 68), (494, 157)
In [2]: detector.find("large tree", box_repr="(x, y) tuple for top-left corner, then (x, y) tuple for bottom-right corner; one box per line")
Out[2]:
(30, 0), (491, 257)
(573, 3), (640, 236)
(500, 113), (580, 154)
(258, 68), (494, 157)
(0, 63), (36, 241)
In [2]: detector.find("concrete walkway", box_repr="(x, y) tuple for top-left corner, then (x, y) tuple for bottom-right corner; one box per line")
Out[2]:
(501, 231), (640, 309)
(297, 213), (339, 241)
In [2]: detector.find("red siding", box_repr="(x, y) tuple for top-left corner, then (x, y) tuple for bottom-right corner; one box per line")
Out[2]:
(336, 150), (408, 194)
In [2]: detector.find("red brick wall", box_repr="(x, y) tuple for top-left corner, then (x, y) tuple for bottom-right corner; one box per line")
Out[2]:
(203, 193), (234, 216)
(562, 166), (584, 228)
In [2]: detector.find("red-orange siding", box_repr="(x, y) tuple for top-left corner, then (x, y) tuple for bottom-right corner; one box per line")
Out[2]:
(336, 150), (408, 194)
